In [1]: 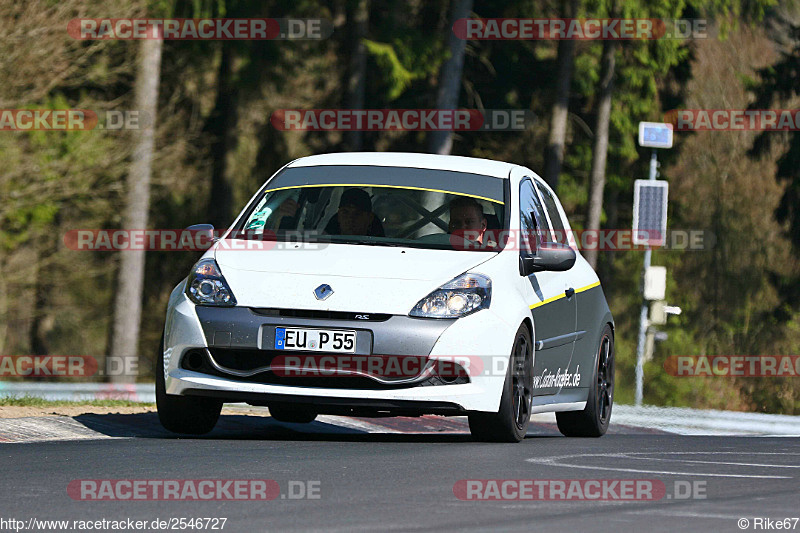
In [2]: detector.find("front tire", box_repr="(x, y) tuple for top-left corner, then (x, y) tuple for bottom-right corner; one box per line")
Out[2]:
(156, 337), (222, 435)
(556, 324), (614, 437)
(468, 324), (533, 443)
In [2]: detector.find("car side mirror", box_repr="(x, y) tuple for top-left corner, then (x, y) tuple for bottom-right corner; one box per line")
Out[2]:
(186, 223), (217, 242)
(519, 242), (576, 275)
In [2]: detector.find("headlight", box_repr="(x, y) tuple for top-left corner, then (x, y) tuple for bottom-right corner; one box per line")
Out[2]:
(409, 273), (491, 318)
(186, 258), (237, 306)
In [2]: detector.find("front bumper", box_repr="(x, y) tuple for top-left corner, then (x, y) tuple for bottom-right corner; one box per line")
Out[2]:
(163, 284), (513, 413)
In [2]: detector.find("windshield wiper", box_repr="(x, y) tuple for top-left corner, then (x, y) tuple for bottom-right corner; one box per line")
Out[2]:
(327, 238), (405, 247)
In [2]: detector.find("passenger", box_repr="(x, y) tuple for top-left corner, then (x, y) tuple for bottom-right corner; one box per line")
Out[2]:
(271, 198), (300, 230)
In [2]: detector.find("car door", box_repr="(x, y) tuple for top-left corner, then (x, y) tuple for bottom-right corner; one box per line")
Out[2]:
(518, 178), (578, 397)
(535, 178), (583, 397)
(537, 179), (600, 400)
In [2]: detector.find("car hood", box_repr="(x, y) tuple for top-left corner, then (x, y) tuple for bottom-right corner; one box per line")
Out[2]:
(214, 242), (494, 314)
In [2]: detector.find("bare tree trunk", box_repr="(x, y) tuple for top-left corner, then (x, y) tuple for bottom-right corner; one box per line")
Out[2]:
(205, 42), (238, 229)
(29, 214), (61, 356)
(543, 0), (578, 191)
(29, 248), (49, 356)
(109, 35), (162, 384)
(0, 258), (6, 356)
(343, 0), (369, 151)
(584, 38), (616, 269)
(427, 0), (473, 155)
(600, 188), (619, 281)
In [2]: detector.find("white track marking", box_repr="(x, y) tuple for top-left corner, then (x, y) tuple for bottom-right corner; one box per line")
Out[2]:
(0, 417), (113, 443)
(525, 453), (794, 479)
(623, 510), (746, 520)
(620, 456), (800, 469)
(316, 415), (402, 433)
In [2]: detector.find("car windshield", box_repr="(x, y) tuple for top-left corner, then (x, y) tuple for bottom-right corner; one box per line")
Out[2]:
(232, 165), (507, 251)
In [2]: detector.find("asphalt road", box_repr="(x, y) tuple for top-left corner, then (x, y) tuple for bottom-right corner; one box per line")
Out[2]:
(1, 413), (798, 532)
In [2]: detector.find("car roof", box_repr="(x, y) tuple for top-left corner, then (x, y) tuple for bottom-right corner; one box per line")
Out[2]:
(285, 152), (516, 179)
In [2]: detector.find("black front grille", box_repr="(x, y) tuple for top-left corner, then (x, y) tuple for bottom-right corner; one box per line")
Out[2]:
(180, 348), (469, 389)
(250, 308), (391, 322)
(208, 348), (278, 371)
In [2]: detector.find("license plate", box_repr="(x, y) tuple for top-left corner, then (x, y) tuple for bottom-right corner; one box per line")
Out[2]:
(275, 327), (356, 353)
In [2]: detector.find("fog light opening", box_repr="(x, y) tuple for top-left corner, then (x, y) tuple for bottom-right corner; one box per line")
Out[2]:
(186, 350), (204, 371)
(434, 360), (468, 384)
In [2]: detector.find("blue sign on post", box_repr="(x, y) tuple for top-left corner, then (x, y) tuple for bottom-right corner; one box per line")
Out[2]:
(638, 122), (673, 149)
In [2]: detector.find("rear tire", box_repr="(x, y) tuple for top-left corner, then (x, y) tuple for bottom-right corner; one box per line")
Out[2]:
(556, 324), (614, 437)
(156, 337), (222, 435)
(468, 324), (533, 443)
(268, 403), (318, 424)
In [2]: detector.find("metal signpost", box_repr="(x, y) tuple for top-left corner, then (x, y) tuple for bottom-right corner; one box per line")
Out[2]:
(634, 122), (673, 406)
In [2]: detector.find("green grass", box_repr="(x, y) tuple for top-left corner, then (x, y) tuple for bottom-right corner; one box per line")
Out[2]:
(0, 395), (154, 408)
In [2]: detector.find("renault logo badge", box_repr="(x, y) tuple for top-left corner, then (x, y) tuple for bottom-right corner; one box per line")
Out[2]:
(314, 284), (333, 300)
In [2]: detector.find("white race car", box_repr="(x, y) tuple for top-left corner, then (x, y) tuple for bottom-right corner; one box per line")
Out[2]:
(158, 152), (614, 442)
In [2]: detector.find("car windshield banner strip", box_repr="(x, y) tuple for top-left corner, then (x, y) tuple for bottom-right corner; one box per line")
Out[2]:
(264, 166), (506, 204)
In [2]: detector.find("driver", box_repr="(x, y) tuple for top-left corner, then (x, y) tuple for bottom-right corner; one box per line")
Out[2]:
(448, 196), (488, 245)
(325, 188), (385, 237)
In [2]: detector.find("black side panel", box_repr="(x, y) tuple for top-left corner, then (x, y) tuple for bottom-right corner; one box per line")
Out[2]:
(568, 284), (613, 395)
(531, 292), (577, 396)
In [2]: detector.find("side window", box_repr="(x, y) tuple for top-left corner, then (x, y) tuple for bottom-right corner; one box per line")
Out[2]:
(519, 179), (550, 254)
(536, 181), (568, 244)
